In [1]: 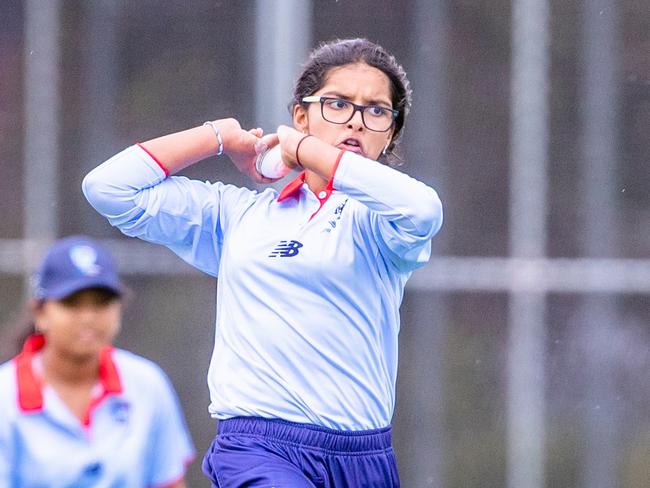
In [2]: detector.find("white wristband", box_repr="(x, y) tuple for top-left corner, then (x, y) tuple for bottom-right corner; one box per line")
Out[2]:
(203, 121), (224, 156)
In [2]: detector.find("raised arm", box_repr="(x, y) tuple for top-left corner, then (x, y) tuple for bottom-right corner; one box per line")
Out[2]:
(82, 119), (272, 276)
(139, 118), (274, 183)
(275, 124), (443, 270)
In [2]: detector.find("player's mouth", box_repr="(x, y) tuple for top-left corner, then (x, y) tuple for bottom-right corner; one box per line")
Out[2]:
(338, 138), (365, 156)
(77, 329), (103, 343)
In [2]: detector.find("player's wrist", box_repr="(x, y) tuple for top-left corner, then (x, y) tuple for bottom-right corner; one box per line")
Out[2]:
(205, 118), (247, 157)
(295, 134), (313, 168)
(203, 121), (224, 156)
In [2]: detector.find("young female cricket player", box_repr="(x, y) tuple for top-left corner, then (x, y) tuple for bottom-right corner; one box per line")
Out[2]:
(0, 236), (194, 487)
(83, 38), (443, 487)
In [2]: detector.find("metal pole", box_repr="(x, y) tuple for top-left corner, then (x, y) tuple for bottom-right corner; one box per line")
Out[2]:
(78, 0), (122, 234)
(254, 0), (312, 190)
(398, 1), (449, 486)
(507, 0), (550, 487)
(22, 0), (62, 284)
(579, 1), (621, 487)
(254, 0), (312, 133)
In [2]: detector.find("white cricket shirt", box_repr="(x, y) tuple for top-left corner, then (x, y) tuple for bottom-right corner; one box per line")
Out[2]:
(83, 144), (443, 430)
(0, 335), (195, 487)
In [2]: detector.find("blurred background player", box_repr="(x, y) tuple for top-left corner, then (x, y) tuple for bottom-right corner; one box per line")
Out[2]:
(0, 235), (195, 487)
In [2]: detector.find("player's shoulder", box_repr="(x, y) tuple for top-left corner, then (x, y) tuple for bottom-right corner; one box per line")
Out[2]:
(112, 348), (165, 376)
(203, 181), (274, 214)
(111, 349), (173, 391)
(221, 182), (278, 204)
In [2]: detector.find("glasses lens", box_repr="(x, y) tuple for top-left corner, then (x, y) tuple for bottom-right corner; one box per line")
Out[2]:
(320, 98), (394, 132)
(321, 99), (354, 124)
(362, 106), (394, 132)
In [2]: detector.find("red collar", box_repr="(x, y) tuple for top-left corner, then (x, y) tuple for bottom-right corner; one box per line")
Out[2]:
(277, 149), (346, 203)
(277, 171), (307, 202)
(15, 334), (122, 413)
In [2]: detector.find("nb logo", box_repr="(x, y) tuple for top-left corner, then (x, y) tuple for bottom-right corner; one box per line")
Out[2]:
(269, 240), (303, 257)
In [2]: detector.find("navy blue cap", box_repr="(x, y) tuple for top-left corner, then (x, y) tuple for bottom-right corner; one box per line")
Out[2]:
(31, 236), (123, 300)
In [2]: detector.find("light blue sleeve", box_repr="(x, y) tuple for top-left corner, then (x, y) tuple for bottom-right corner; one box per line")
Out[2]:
(82, 145), (255, 277)
(0, 369), (17, 488)
(146, 369), (195, 487)
(0, 420), (12, 487)
(333, 152), (443, 272)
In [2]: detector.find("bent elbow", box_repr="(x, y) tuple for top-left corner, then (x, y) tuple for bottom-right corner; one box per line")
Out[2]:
(82, 170), (98, 200)
(82, 165), (138, 218)
(82, 168), (110, 213)
(412, 189), (443, 239)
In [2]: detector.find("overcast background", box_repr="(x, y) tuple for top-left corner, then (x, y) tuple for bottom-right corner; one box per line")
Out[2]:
(1, 1), (649, 487)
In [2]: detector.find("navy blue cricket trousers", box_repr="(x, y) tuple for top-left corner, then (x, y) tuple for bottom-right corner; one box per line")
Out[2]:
(202, 417), (400, 487)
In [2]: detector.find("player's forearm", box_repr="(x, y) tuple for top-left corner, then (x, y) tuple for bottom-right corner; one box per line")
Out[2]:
(139, 119), (238, 175)
(334, 151), (443, 239)
(294, 135), (343, 180)
(275, 125), (341, 180)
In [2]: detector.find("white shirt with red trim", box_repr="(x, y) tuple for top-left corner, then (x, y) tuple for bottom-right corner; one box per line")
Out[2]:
(83, 144), (443, 431)
(0, 335), (195, 488)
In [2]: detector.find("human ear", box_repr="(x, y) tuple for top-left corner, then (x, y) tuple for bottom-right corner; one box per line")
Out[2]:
(32, 302), (48, 334)
(293, 104), (309, 133)
(383, 128), (395, 155)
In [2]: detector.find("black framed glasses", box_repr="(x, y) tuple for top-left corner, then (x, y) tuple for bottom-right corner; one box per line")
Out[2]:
(301, 96), (398, 132)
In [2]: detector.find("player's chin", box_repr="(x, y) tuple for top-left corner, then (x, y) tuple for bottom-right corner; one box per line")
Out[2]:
(67, 348), (102, 362)
(69, 339), (109, 359)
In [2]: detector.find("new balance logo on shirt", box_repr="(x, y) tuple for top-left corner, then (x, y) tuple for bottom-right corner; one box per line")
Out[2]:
(269, 240), (303, 257)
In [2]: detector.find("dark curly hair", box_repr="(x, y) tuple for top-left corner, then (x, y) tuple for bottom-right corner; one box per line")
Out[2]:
(290, 38), (412, 158)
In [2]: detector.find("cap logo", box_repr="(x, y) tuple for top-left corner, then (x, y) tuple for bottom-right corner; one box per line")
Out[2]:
(69, 245), (101, 276)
